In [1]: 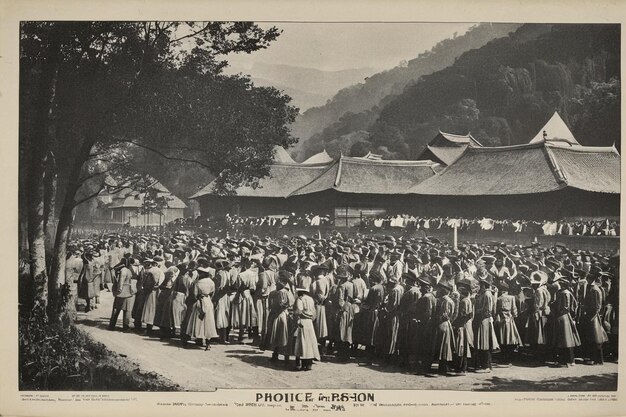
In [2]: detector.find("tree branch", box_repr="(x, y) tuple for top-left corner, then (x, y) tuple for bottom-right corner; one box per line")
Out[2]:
(114, 137), (214, 171)
(72, 182), (106, 207)
(169, 22), (211, 45)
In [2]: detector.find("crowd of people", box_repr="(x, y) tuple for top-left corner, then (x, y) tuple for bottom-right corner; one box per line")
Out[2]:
(171, 214), (620, 238)
(65, 230), (619, 375)
(360, 215), (620, 236)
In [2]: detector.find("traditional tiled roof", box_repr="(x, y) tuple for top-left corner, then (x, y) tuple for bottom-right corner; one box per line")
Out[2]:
(529, 111), (580, 146)
(289, 156), (441, 196)
(189, 162), (332, 199)
(422, 145), (468, 166)
(410, 142), (620, 195)
(429, 131), (483, 147)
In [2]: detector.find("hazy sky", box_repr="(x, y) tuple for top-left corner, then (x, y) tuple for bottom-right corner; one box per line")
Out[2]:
(226, 22), (476, 72)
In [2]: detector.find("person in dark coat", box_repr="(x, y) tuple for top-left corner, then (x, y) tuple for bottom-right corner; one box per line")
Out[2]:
(360, 270), (385, 363)
(431, 280), (456, 376)
(551, 276), (581, 367)
(415, 274), (436, 375)
(397, 271), (420, 369)
(582, 275), (608, 365)
(494, 280), (521, 366)
(131, 258), (151, 331)
(379, 272), (404, 364)
(527, 271), (551, 362)
(474, 275), (499, 372)
(453, 277), (474, 374)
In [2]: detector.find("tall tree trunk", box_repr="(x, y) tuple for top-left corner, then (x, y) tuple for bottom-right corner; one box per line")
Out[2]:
(28, 162), (48, 308)
(49, 204), (74, 322)
(27, 33), (61, 310)
(49, 133), (96, 321)
(44, 150), (57, 251)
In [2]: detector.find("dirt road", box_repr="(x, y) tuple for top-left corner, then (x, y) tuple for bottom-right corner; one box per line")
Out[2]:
(76, 291), (617, 392)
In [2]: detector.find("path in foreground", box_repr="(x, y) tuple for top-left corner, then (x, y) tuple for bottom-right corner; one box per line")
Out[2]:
(76, 291), (617, 392)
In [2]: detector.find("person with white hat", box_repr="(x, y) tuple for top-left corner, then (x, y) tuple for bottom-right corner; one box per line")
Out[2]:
(293, 286), (320, 371)
(183, 265), (218, 349)
(527, 270), (551, 363)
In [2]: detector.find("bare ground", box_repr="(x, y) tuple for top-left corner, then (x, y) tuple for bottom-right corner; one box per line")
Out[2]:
(75, 291), (617, 392)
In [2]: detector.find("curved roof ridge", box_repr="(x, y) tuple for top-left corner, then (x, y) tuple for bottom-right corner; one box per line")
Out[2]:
(467, 141), (547, 152)
(543, 145), (568, 184)
(438, 129), (472, 138)
(341, 156), (439, 166)
(545, 142), (620, 154)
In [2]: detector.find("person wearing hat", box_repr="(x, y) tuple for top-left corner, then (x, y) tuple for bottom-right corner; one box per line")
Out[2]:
(415, 273), (436, 375)
(473, 274), (499, 373)
(65, 248), (84, 309)
(256, 256), (278, 349)
(352, 263), (368, 304)
(141, 258), (165, 336)
(386, 250), (404, 286)
(527, 270), (551, 363)
(293, 287), (321, 371)
(370, 252), (389, 284)
(603, 277), (619, 362)
(360, 270), (386, 364)
(108, 257), (137, 332)
(153, 265), (180, 338)
(131, 258), (151, 331)
(214, 259), (233, 344)
(183, 265), (218, 349)
(379, 269), (405, 364)
(574, 269), (589, 326)
(397, 271), (420, 369)
(431, 280), (457, 376)
(331, 265), (355, 362)
(453, 278), (474, 374)
(581, 274), (609, 365)
(310, 264), (330, 355)
(494, 280), (521, 367)
(91, 247), (106, 308)
(551, 276), (581, 367)
(268, 270), (296, 364)
(232, 258), (259, 344)
(171, 262), (195, 337)
(77, 250), (101, 313)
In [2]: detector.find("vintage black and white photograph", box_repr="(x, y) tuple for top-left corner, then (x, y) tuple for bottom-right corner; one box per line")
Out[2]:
(18, 21), (620, 393)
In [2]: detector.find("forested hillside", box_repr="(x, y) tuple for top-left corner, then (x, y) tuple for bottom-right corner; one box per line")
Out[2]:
(292, 22), (524, 159)
(303, 24), (620, 160)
